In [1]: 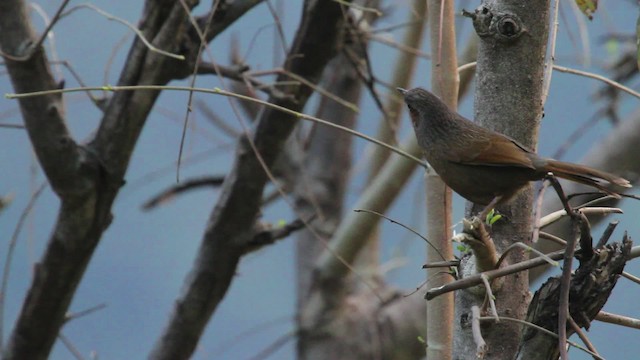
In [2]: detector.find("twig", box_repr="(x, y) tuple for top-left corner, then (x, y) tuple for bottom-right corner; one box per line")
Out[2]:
(332, 0), (383, 15)
(596, 311), (640, 329)
(245, 330), (296, 360)
(0, 182), (47, 353)
(480, 274), (498, 321)
(422, 260), (460, 268)
(539, 231), (568, 246)
(595, 221), (619, 248)
(354, 209), (447, 261)
(622, 271), (640, 285)
(175, 0), (219, 182)
(471, 306), (488, 359)
(142, 176), (225, 210)
(576, 212), (593, 259)
(554, 64), (640, 100)
(531, 181), (550, 244)
(6, 85), (426, 168)
(547, 175), (578, 360)
(426, 250), (566, 300)
(0, 123), (24, 129)
(60, 4), (185, 60)
(366, 33), (431, 59)
(58, 332), (86, 360)
(567, 315), (599, 357)
(0, 0), (71, 61)
(245, 218), (309, 254)
(197, 63), (292, 101)
(497, 242), (559, 269)
(209, 315), (292, 357)
(457, 61), (476, 73)
(64, 303), (108, 324)
(342, 43), (393, 140)
(539, 206), (623, 229)
(479, 317), (605, 360)
(195, 99), (241, 137)
(541, 0), (560, 103)
(567, 0), (591, 66)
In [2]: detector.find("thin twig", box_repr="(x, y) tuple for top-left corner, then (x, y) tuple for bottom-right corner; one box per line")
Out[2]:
(176, 0), (220, 182)
(622, 271), (640, 285)
(58, 332), (86, 360)
(596, 311), (640, 329)
(567, 315), (599, 357)
(245, 330), (296, 360)
(471, 306), (488, 358)
(366, 33), (431, 59)
(554, 64), (640, 100)
(142, 176), (225, 210)
(6, 85), (427, 167)
(541, 0), (560, 103)
(0, 123), (24, 129)
(478, 317), (605, 360)
(426, 250), (566, 300)
(497, 242), (559, 269)
(480, 274), (498, 320)
(245, 218), (309, 253)
(547, 176), (577, 360)
(0, 0), (71, 61)
(0, 182), (47, 353)
(354, 209), (447, 261)
(539, 206), (623, 229)
(422, 260), (460, 269)
(64, 303), (108, 324)
(60, 4), (185, 60)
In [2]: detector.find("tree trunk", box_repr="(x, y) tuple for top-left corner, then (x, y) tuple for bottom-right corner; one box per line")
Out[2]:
(455, 1), (551, 358)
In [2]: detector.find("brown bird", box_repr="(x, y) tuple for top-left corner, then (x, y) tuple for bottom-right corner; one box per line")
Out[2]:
(398, 87), (631, 209)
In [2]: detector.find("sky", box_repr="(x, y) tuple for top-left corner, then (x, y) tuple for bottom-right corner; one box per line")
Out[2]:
(1, 1), (640, 359)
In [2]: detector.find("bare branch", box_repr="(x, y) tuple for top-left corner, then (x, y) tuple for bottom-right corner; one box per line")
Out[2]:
(142, 176), (225, 210)
(0, 0), (85, 198)
(149, 2), (352, 359)
(2, 1), (201, 358)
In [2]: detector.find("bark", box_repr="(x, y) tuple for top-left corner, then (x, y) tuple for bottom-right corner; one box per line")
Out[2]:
(456, 1), (550, 359)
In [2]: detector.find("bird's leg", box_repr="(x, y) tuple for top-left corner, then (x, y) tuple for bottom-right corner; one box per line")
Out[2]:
(479, 196), (502, 223)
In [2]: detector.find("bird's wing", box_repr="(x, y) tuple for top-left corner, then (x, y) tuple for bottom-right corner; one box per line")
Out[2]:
(452, 135), (536, 170)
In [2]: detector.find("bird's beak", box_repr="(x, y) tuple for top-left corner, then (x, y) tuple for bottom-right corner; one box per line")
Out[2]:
(396, 87), (408, 96)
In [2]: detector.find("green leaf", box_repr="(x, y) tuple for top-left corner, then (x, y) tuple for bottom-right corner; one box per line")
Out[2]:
(575, 0), (597, 20)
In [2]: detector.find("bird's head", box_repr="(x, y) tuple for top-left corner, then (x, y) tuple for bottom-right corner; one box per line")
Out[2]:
(397, 87), (452, 130)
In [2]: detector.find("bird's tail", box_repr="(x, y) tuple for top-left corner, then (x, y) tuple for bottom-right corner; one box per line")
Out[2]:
(544, 159), (631, 197)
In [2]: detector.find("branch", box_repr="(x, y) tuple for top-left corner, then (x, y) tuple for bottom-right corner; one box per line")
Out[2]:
(426, 250), (566, 300)
(141, 176), (224, 210)
(1, 2), (200, 359)
(0, 0), (84, 197)
(245, 219), (307, 254)
(149, 2), (352, 359)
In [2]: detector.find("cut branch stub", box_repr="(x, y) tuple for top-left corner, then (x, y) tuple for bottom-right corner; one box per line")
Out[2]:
(463, 5), (525, 42)
(516, 235), (632, 359)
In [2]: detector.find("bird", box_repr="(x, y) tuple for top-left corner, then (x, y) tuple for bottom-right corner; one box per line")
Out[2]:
(397, 87), (631, 210)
